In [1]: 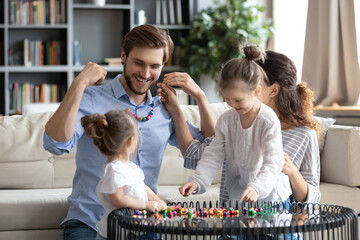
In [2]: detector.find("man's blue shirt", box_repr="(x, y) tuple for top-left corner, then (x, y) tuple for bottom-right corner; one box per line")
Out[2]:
(43, 75), (203, 230)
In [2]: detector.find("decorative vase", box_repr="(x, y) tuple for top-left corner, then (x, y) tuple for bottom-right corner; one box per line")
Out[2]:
(199, 74), (223, 103)
(94, 0), (106, 6)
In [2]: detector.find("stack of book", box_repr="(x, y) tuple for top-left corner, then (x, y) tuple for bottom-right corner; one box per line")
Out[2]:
(104, 58), (122, 66)
(9, 82), (65, 114)
(23, 38), (64, 66)
(156, 0), (183, 25)
(9, 0), (66, 25)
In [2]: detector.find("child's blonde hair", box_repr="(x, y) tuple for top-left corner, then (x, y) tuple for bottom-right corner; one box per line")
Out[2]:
(220, 45), (266, 91)
(81, 110), (139, 157)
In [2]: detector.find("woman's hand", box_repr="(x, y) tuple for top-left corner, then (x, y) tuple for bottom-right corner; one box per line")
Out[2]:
(282, 152), (297, 177)
(179, 182), (198, 197)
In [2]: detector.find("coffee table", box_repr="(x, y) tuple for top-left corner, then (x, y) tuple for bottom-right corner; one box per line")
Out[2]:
(107, 201), (358, 240)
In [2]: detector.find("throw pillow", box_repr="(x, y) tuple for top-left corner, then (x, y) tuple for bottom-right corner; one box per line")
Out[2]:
(314, 116), (336, 152)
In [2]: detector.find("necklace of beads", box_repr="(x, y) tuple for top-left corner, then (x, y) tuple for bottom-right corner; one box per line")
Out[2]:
(126, 108), (154, 121)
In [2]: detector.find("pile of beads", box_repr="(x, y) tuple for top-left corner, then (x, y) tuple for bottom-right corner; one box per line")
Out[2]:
(242, 204), (276, 217)
(242, 207), (264, 217)
(133, 204), (276, 220)
(154, 206), (241, 219)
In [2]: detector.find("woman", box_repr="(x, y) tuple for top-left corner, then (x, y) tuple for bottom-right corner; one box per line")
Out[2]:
(158, 50), (321, 204)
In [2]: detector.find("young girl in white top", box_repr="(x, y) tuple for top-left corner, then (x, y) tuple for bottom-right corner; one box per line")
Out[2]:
(81, 110), (167, 240)
(179, 45), (292, 204)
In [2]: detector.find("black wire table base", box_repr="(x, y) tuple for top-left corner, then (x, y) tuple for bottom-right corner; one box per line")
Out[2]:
(107, 201), (358, 240)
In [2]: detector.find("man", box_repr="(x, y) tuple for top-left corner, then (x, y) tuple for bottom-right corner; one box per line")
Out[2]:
(43, 25), (203, 239)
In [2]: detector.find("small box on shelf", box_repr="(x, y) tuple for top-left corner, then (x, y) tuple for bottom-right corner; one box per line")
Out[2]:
(104, 57), (122, 66)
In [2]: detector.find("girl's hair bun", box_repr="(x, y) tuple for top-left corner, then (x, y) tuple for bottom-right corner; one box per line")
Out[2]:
(243, 45), (264, 62)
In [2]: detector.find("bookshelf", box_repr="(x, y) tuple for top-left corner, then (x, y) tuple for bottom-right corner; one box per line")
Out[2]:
(0, 0), (197, 116)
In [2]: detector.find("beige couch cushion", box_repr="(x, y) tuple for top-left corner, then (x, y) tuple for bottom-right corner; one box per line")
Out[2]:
(158, 183), (221, 205)
(320, 182), (360, 212)
(0, 229), (63, 240)
(0, 188), (71, 231)
(0, 112), (76, 189)
(320, 125), (360, 187)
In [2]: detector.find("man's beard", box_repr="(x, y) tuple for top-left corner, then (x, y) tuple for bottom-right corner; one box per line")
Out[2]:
(123, 62), (154, 96)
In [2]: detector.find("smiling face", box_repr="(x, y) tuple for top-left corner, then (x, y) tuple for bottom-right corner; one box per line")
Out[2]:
(121, 47), (164, 101)
(221, 81), (260, 116)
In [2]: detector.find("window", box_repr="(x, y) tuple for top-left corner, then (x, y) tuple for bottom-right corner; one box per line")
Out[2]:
(272, 0), (308, 83)
(273, 0), (360, 84)
(355, 0), (360, 68)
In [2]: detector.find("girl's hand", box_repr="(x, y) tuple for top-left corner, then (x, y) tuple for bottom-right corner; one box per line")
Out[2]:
(178, 182), (198, 197)
(157, 83), (181, 116)
(282, 152), (297, 177)
(156, 200), (167, 210)
(145, 200), (167, 213)
(239, 186), (258, 203)
(163, 72), (204, 100)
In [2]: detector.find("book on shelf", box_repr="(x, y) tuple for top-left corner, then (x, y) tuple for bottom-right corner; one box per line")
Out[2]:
(175, 0), (183, 24)
(168, 0), (176, 25)
(74, 40), (81, 66)
(161, 0), (168, 25)
(8, 0), (66, 25)
(156, 0), (161, 25)
(50, 0), (56, 24)
(38, 0), (44, 25)
(23, 38), (31, 67)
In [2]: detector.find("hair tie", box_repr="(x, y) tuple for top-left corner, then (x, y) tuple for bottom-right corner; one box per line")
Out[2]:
(97, 122), (103, 129)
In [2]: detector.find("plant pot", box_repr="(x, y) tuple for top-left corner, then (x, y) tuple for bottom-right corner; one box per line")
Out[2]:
(199, 74), (223, 103)
(94, 0), (106, 6)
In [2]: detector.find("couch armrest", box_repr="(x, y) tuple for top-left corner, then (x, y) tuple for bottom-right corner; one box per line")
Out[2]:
(320, 125), (360, 187)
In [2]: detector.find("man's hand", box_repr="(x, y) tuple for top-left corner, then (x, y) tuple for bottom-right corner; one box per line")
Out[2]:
(74, 62), (107, 88)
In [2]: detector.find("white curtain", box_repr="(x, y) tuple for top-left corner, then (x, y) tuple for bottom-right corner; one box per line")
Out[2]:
(302, 0), (360, 106)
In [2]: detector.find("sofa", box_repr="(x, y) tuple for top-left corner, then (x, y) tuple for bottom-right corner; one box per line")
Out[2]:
(0, 102), (359, 240)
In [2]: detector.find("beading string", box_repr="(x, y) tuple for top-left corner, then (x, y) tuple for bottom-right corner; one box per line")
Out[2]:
(126, 108), (154, 121)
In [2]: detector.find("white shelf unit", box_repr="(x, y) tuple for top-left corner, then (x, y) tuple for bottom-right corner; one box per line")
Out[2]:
(0, 0), (196, 115)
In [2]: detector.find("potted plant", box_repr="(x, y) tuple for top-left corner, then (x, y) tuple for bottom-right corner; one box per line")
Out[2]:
(180, 0), (273, 83)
